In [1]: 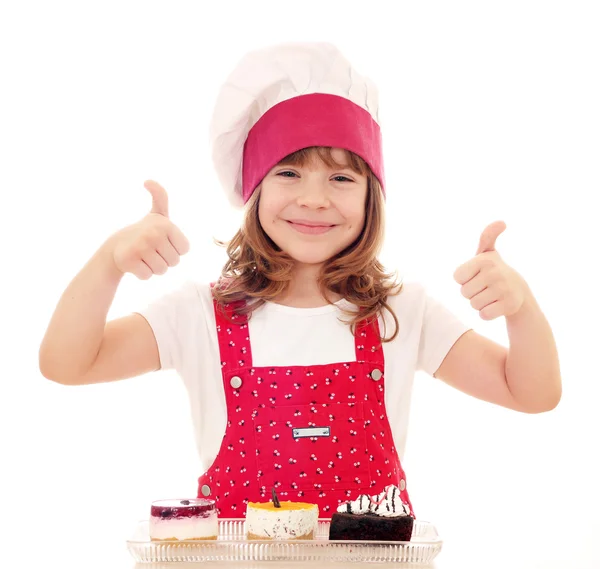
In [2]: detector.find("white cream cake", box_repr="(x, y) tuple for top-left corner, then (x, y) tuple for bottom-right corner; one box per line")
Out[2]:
(245, 500), (319, 540)
(149, 498), (218, 541)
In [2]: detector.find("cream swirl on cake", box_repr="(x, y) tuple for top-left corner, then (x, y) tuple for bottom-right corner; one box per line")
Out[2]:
(337, 493), (371, 515)
(336, 485), (411, 517)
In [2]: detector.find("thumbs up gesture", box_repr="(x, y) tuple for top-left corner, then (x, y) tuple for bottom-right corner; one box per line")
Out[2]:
(109, 180), (190, 280)
(453, 221), (530, 320)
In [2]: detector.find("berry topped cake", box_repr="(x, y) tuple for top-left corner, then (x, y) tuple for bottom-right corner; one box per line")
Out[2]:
(329, 485), (414, 542)
(149, 498), (218, 541)
(245, 489), (319, 540)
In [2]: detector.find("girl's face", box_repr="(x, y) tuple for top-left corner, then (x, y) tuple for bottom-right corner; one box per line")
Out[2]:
(258, 148), (368, 266)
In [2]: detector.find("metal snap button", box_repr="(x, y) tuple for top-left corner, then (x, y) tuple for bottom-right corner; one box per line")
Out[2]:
(399, 479), (406, 491)
(370, 368), (383, 381)
(201, 484), (211, 497)
(230, 376), (242, 389)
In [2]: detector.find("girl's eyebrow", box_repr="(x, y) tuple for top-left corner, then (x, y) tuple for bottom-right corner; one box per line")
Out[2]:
(277, 161), (355, 170)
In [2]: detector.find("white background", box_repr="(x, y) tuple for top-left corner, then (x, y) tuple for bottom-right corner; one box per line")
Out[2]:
(1, 1), (599, 568)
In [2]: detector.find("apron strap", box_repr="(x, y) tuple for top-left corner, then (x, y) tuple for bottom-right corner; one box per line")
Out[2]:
(211, 283), (254, 373)
(354, 313), (385, 366)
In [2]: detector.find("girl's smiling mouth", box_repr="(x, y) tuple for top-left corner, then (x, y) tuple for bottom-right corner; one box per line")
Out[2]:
(285, 219), (337, 234)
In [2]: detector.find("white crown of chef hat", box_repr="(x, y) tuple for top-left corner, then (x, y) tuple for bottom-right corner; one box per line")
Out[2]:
(209, 42), (385, 208)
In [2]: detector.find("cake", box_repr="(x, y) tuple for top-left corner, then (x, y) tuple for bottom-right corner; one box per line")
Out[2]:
(149, 498), (218, 541)
(329, 485), (414, 542)
(245, 491), (319, 540)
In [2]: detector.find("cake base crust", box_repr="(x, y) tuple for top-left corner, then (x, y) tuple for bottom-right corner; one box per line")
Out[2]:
(150, 535), (218, 541)
(246, 530), (314, 541)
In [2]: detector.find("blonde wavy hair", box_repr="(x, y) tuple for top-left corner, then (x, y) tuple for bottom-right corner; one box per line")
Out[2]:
(213, 146), (403, 342)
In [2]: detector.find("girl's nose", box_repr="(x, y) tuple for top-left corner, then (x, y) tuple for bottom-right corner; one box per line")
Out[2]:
(296, 180), (330, 209)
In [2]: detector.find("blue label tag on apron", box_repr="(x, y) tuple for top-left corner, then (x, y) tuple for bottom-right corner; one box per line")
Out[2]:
(292, 426), (331, 439)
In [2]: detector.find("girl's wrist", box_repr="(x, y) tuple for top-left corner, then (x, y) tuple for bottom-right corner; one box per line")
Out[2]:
(97, 235), (125, 282)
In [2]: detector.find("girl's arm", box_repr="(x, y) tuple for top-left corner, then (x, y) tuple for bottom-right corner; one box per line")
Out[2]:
(434, 293), (562, 414)
(434, 221), (561, 413)
(38, 241), (161, 385)
(39, 180), (188, 385)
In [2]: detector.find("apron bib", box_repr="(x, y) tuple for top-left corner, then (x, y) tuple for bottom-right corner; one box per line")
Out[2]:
(197, 298), (414, 519)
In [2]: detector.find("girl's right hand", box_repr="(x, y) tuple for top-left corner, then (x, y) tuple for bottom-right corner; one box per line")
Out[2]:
(108, 180), (190, 280)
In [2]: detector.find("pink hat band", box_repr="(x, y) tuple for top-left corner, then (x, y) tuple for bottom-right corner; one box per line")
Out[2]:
(242, 93), (385, 203)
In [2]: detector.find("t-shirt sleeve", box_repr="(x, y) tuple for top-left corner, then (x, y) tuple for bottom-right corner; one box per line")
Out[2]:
(417, 293), (473, 377)
(134, 281), (203, 372)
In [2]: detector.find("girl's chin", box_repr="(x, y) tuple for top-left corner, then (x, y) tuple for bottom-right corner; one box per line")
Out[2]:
(274, 241), (351, 266)
(288, 253), (345, 268)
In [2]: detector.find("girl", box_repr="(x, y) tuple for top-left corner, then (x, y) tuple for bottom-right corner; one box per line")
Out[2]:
(39, 42), (561, 518)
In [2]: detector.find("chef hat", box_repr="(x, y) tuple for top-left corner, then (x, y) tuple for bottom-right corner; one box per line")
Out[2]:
(209, 42), (385, 208)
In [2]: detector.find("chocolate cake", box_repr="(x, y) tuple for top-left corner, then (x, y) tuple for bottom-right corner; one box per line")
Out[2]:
(329, 511), (413, 541)
(329, 485), (414, 542)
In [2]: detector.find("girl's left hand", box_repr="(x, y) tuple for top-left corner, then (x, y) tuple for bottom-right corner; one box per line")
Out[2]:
(453, 221), (531, 321)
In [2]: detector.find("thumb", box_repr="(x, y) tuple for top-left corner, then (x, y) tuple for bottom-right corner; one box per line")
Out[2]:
(476, 220), (507, 255)
(144, 180), (169, 217)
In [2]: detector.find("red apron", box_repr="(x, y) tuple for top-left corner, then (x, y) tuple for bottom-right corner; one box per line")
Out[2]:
(196, 298), (415, 519)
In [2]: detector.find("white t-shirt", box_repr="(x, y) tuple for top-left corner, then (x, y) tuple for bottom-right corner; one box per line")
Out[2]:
(138, 281), (471, 471)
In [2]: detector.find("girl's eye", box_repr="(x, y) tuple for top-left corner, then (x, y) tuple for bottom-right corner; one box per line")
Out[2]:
(276, 172), (354, 182)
